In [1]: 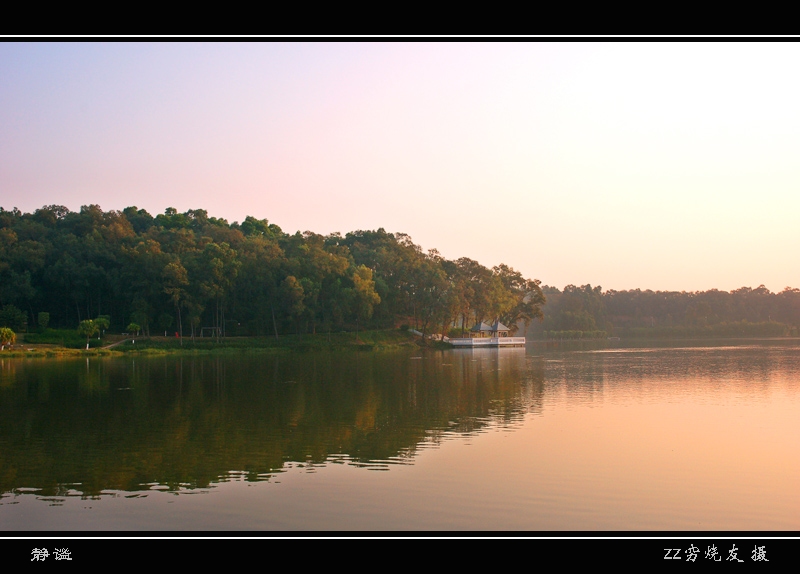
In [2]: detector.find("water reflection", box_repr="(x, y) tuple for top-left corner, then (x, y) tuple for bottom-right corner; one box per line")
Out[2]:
(2, 341), (799, 531)
(0, 348), (542, 497)
(540, 340), (800, 399)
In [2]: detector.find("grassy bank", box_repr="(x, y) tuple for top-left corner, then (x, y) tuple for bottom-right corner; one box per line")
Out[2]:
(1, 329), (423, 358)
(117, 328), (420, 353)
(24, 328), (104, 348)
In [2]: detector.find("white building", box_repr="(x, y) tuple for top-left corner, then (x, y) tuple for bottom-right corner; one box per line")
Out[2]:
(449, 320), (525, 347)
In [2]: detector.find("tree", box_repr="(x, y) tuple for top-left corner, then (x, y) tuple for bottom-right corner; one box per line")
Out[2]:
(412, 255), (449, 341)
(163, 260), (188, 344)
(197, 242), (240, 342)
(233, 234), (285, 337)
(453, 257), (493, 326)
(280, 275), (305, 334)
(0, 327), (15, 349)
(352, 264), (381, 341)
(1, 203), (565, 341)
(0, 304), (26, 331)
(95, 316), (110, 336)
(77, 319), (99, 350)
(37, 311), (50, 330)
(129, 297), (151, 337)
(542, 284), (605, 334)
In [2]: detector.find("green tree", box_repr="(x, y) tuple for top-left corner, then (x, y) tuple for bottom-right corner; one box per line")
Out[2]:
(0, 304), (26, 331)
(234, 235), (285, 338)
(493, 265), (545, 334)
(163, 260), (189, 344)
(129, 297), (152, 337)
(77, 319), (99, 350)
(542, 285), (605, 334)
(280, 275), (305, 334)
(95, 316), (110, 336)
(157, 312), (174, 334)
(197, 242), (240, 341)
(352, 264), (381, 340)
(0, 326), (15, 348)
(353, 265), (381, 321)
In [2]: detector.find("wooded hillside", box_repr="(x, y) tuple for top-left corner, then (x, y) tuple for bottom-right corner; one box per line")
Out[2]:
(0, 205), (544, 340)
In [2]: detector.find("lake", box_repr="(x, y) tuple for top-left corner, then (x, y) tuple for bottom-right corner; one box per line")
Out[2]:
(1, 339), (799, 530)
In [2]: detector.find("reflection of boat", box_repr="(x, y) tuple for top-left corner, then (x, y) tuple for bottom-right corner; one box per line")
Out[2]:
(449, 320), (526, 348)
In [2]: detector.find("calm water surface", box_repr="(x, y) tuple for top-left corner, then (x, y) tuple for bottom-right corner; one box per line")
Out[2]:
(1, 340), (799, 530)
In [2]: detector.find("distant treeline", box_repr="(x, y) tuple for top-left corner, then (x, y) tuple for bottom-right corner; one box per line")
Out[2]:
(0, 205), (544, 340)
(527, 284), (800, 339)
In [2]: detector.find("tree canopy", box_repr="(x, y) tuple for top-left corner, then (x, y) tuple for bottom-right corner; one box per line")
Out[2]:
(0, 206), (545, 339)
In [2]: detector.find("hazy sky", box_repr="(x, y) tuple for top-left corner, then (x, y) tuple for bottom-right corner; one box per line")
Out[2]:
(2, 42), (798, 292)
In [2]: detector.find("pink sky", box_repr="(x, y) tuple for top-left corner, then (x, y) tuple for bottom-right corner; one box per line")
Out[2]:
(2, 42), (798, 292)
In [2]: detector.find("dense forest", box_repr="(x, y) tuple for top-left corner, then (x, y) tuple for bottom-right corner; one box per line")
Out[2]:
(529, 284), (800, 339)
(0, 205), (545, 340)
(2, 205), (798, 343)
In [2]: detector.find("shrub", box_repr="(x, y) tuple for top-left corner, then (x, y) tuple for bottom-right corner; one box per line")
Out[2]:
(0, 327), (16, 347)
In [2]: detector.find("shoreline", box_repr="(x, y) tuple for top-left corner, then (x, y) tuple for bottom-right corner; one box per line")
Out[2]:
(0, 329), (425, 358)
(7, 332), (797, 359)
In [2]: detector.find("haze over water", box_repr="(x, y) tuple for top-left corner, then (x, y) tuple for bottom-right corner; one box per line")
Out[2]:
(2, 340), (798, 530)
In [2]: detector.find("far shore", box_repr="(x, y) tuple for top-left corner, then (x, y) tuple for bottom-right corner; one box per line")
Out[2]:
(0, 329), (431, 358)
(4, 330), (800, 359)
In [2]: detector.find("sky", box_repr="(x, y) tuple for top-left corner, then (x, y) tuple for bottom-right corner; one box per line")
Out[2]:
(2, 41), (799, 293)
